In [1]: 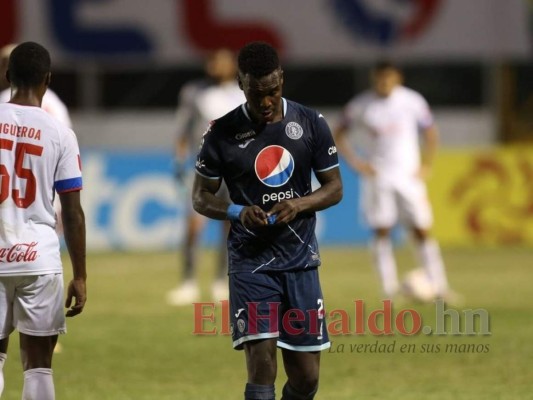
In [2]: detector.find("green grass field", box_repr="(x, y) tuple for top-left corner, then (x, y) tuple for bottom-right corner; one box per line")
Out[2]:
(2, 247), (532, 399)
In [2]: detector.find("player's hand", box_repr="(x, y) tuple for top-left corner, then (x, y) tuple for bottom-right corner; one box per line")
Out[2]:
(416, 164), (432, 181)
(65, 278), (87, 317)
(267, 200), (300, 225)
(174, 163), (186, 183)
(354, 161), (376, 177)
(240, 205), (269, 228)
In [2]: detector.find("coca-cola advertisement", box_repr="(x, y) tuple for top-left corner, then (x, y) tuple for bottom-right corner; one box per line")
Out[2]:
(0, 242), (38, 263)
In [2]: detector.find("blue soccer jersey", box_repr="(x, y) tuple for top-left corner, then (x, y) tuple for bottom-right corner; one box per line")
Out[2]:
(196, 98), (339, 273)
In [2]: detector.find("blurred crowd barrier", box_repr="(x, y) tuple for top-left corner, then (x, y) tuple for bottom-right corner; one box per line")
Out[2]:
(429, 146), (533, 246)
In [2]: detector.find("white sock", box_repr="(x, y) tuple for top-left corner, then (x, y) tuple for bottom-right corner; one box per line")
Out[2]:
(371, 238), (399, 297)
(0, 352), (6, 397)
(22, 368), (55, 400)
(417, 239), (448, 295)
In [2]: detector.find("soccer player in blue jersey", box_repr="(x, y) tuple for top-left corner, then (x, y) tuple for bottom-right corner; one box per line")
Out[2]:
(193, 42), (342, 400)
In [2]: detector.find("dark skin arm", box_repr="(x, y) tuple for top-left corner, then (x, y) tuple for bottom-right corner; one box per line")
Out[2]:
(418, 124), (439, 180)
(192, 167), (343, 228)
(59, 190), (87, 317)
(192, 174), (269, 229)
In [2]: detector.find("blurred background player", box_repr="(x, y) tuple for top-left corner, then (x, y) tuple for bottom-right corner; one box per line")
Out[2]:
(0, 41), (86, 400)
(334, 61), (458, 302)
(166, 48), (245, 306)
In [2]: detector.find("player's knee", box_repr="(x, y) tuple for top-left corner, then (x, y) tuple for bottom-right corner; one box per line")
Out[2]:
(248, 355), (277, 383)
(412, 227), (429, 242)
(20, 335), (55, 371)
(245, 342), (277, 383)
(374, 227), (391, 238)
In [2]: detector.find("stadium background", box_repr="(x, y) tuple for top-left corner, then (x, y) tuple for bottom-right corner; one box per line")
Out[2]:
(1, 1), (532, 399)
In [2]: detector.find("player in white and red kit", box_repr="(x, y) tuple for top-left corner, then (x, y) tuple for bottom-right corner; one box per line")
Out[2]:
(2, 43), (73, 240)
(0, 42), (86, 400)
(334, 61), (455, 301)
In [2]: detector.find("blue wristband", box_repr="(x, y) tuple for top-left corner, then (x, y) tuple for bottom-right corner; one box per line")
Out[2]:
(227, 204), (245, 221)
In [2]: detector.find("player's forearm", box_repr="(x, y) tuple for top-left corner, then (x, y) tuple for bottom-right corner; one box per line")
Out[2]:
(293, 177), (343, 213)
(193, 190), (230, 220)
(334, 129), (367, 173)
(62, 206), (87, 280)
(175, 136), (189, 160)
(421, 126), (439, 167)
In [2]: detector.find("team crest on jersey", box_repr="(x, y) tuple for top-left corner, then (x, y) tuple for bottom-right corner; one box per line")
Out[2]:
(285, 122), (303, 140)
(254, 145), (295, 187)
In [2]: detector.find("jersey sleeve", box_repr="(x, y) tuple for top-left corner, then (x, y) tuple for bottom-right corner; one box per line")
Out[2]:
(311, 112), (339, 173)
(195, 122), (222, 179)
(337, 96), (364, 132)
(175, 83), (201, 141)
(54, 129), (83, 193)
(414, 94), (435, 130)
(43, 91), (72, 128)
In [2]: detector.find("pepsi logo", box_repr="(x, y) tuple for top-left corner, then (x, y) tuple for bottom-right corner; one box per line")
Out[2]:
(254, 145), (295, 187)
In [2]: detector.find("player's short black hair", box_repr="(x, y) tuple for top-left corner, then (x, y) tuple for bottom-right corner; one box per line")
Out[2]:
(373, 60), (400, 73)
(238, 42), (280, 78)
(8, 42), (51, 87)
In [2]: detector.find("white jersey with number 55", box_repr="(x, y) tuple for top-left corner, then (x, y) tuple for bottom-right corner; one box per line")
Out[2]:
(0, 103), (82, 276)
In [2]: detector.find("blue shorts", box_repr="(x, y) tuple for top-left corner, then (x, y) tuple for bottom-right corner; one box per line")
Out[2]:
(229, 268), (330, 352)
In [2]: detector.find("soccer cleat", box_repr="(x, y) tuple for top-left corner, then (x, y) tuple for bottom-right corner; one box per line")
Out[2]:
(166, 280), (200, 306)
(401, 268), (437, 303)
(211, 279), (229, 302)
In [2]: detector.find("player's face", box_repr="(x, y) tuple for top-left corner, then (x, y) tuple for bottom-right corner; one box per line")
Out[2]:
(372, 68), (401, 97)
(239, 68), (283, 124)
(205, 49), (237, 83)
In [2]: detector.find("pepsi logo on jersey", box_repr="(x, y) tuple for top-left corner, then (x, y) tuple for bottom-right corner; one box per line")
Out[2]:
(254, 145), (295, 188)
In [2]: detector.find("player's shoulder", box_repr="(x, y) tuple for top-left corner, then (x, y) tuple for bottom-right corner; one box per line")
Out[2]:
(0, 88), (9, 103)
(396, 86), (427, 103)
(285, 99), (321, 123)
(348, 90), (376, 109)
(203, 104), (244, 137)
(179, 78), (212, 98)
(355, 89), (376, 102)
(43, 89), (64, 104)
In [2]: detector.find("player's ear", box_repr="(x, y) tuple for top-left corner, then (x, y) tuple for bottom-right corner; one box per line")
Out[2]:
(237, 74), (244, 90)
(5, 70), (10, 84)
(44, 72), (51, 86)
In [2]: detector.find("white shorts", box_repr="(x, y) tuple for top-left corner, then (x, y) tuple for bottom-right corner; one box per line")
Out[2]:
(361, 176), (433, 229)
(0, 273), (66, 339)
